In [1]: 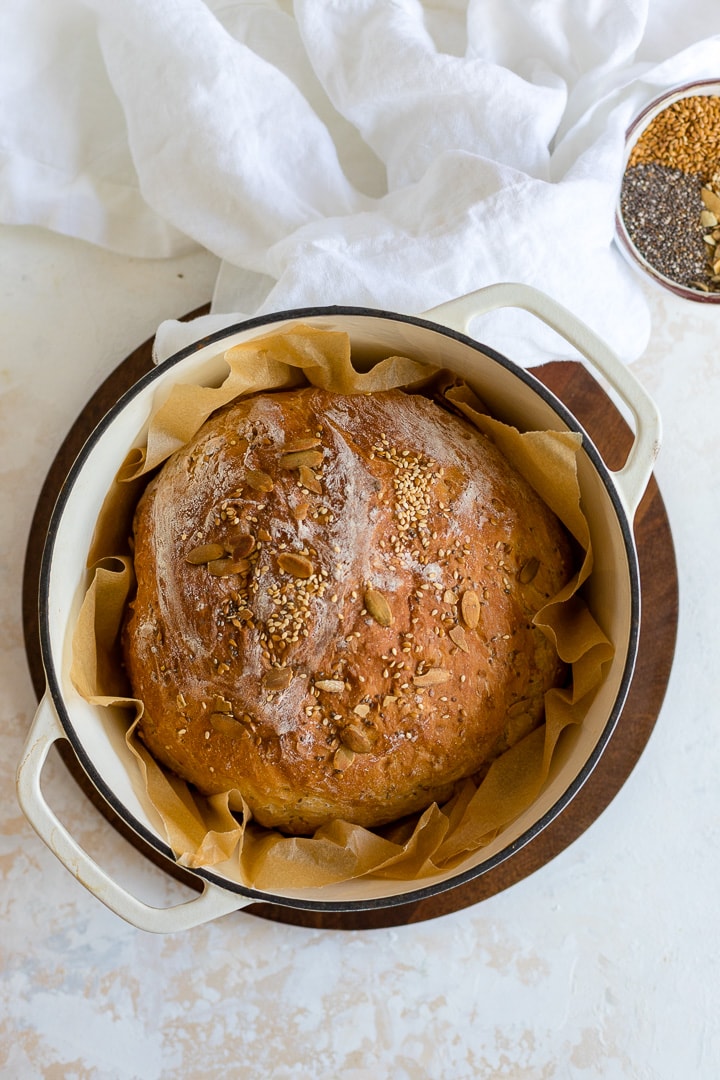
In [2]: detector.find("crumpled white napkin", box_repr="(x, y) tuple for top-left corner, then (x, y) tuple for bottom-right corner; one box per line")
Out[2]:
(2, 0), (720, 365)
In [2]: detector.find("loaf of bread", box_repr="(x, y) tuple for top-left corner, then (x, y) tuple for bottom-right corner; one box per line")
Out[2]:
(122, 386), (573, 835)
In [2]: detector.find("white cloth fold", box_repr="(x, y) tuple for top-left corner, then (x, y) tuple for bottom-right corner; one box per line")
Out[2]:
(3, 0), (720, 365)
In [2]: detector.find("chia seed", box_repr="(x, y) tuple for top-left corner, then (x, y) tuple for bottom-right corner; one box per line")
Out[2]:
(620, 163), (708, 288)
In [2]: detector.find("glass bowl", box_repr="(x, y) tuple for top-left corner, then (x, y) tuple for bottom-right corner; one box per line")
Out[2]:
(615, 79), (720, 303)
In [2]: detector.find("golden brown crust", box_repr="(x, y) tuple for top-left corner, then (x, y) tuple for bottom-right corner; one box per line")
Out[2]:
(122, 387), (573, 835)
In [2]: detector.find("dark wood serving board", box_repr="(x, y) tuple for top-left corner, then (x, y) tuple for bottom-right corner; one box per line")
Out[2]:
(22, 315), (678, 929)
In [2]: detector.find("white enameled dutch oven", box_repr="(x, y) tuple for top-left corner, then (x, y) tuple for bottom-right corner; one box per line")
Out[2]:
(17, 283), (661, 933)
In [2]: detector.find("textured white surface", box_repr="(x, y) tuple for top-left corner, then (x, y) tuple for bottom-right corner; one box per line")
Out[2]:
(2, 225), (718, 1079)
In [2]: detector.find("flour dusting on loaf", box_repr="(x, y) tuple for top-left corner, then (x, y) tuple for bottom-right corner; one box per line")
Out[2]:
(122, 386), (573, 835)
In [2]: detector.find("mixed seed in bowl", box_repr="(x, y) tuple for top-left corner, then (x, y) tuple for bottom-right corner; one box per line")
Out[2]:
(619, 92), (720, 296)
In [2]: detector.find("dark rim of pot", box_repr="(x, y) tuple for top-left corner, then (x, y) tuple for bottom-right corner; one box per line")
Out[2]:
(37, 304), (641, 913)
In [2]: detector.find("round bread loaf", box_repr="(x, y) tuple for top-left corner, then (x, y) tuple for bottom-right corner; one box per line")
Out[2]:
(122, 386), (573, 835)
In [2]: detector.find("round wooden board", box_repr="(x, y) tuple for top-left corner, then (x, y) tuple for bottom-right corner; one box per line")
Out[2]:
(22, 317), (678, 930)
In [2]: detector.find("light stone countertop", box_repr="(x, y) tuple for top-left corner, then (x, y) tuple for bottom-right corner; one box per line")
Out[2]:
(1, 223), (718, 1079)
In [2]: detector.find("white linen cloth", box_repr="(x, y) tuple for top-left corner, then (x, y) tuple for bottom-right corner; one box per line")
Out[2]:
(2, 0), (720, 365)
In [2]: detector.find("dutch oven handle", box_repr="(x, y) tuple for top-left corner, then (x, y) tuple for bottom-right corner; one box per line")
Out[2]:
(421, 282), (662, 520)
(16, 694), (253, 933)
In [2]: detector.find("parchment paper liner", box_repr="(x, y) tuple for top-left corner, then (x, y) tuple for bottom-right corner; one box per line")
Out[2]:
(71, 325), (613, 891)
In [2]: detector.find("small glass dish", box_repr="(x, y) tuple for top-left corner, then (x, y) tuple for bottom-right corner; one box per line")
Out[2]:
(615, 78), (720, 303)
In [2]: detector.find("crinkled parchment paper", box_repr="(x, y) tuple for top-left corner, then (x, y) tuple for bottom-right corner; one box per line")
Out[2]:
(71, 325), (613, 890)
